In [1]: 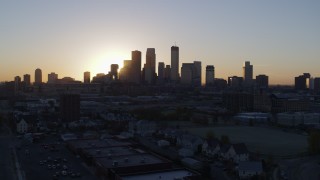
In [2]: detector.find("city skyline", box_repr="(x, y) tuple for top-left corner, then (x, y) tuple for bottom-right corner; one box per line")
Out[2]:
(1, 1), (320, 85)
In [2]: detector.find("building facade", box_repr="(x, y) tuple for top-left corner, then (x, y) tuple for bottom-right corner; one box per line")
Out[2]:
(206, 65), (215, 86)
(35, 68), (42, 84)
(170, 46), (179, 82)
(84, 71), (91, 83)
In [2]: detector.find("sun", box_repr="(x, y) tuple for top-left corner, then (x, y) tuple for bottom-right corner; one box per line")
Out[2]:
(90, 50), (128, 76)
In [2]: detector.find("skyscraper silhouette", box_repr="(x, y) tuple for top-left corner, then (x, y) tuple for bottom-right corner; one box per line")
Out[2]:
(35, 68), (42, 84)
(145, 48), (156, 84)
(48, 72), (58, 84)
(206, 65), (215, 85)
(23, 74), (31, 86)
(243, 61), (253, 85)
(158, 62), (165, 83)
(84, 71), (91, 83)
(170, 46), (179, 82)
(131, 50), (142, 84)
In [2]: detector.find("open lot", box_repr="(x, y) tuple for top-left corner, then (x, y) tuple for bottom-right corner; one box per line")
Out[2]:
(186, 126), (308, 157)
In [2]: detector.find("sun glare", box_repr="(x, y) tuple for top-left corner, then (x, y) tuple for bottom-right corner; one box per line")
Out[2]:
(90, 51), (127, 76)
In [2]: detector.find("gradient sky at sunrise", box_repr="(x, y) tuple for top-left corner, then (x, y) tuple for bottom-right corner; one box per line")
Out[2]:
(0, 0), (319, 85)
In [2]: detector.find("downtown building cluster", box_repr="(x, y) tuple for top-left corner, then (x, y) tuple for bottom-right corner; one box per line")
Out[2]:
(6, 45), (320, 97)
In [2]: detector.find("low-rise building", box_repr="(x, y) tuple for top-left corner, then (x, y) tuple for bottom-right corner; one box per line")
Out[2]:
(238, 161), (263, 179)
(17, 119), (28, 134)
(202, 139), (220, 157)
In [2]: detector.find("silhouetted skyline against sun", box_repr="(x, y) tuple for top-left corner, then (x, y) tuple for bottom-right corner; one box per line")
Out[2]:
(1, 0), (320, 85)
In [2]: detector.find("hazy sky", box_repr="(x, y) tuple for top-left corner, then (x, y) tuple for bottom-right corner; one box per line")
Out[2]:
(1, 0), (319, 85)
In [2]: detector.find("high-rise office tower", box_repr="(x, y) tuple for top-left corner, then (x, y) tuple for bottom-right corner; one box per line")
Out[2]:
(23, 74), (31, 86)
(206, 65), (215, 85)
(110, 64), (119, 80)
(84, 71), (90, 83)
(131, 50), (142, 84)
(158, 62), (165, 83)
(35, 68), (42, 84)
(193, 61), (201, 86)
(256, 74), (269, 88)
(165, 65), (171, 81)
(180, 61), (201, 86)
(170, 46), (179, 82)
(48, 72), (58, 84)
(295, 73), (311, 90)
(119, 60), (132, 82)
(14, 76), (21, 92)
(314, 78), (320, 92)
(145, 48), (156, 84)
(228, 76), (243, 88)
(243, 61), (253, 84)
(181, 63), (194, 85)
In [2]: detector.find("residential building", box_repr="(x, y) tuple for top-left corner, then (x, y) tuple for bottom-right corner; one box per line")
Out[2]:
(17, 119), (28, 134)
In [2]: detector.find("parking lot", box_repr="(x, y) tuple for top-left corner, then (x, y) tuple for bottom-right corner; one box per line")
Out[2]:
(16, 135), (98, 180)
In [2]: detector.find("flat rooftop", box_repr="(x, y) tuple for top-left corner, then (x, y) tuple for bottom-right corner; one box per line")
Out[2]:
(68, 139), (131, 149)
(83, 146), (143, 158)
(121, 169), (195, 180)
(96, 153), (168, 168)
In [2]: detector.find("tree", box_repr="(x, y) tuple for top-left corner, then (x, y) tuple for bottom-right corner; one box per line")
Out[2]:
(308, 131), (320, 154)
(205, 130), (215, 140)
(220, 135), (230, 144)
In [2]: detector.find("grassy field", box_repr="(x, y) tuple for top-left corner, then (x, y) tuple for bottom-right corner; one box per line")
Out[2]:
(186, 126), (308, 157)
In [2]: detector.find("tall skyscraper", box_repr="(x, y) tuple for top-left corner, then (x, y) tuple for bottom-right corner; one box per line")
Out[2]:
(206, 65), (215, 85)
(110, 64), (119, 80)
(193, 61), (201, 86)
(131, 50), (142, 84)
(158, 62), (165, 83)
(35, 68), (42, 84)
(48, 72), (58, 84)
(119, 60), (132, 82)
(145, 48), (156, 84)
(243, 61), (253, 84)
(23, 74), (31, 86)
(170, 46), (179, 82)
(84, 71), (90, 83)
(14, 76), (21, 92)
